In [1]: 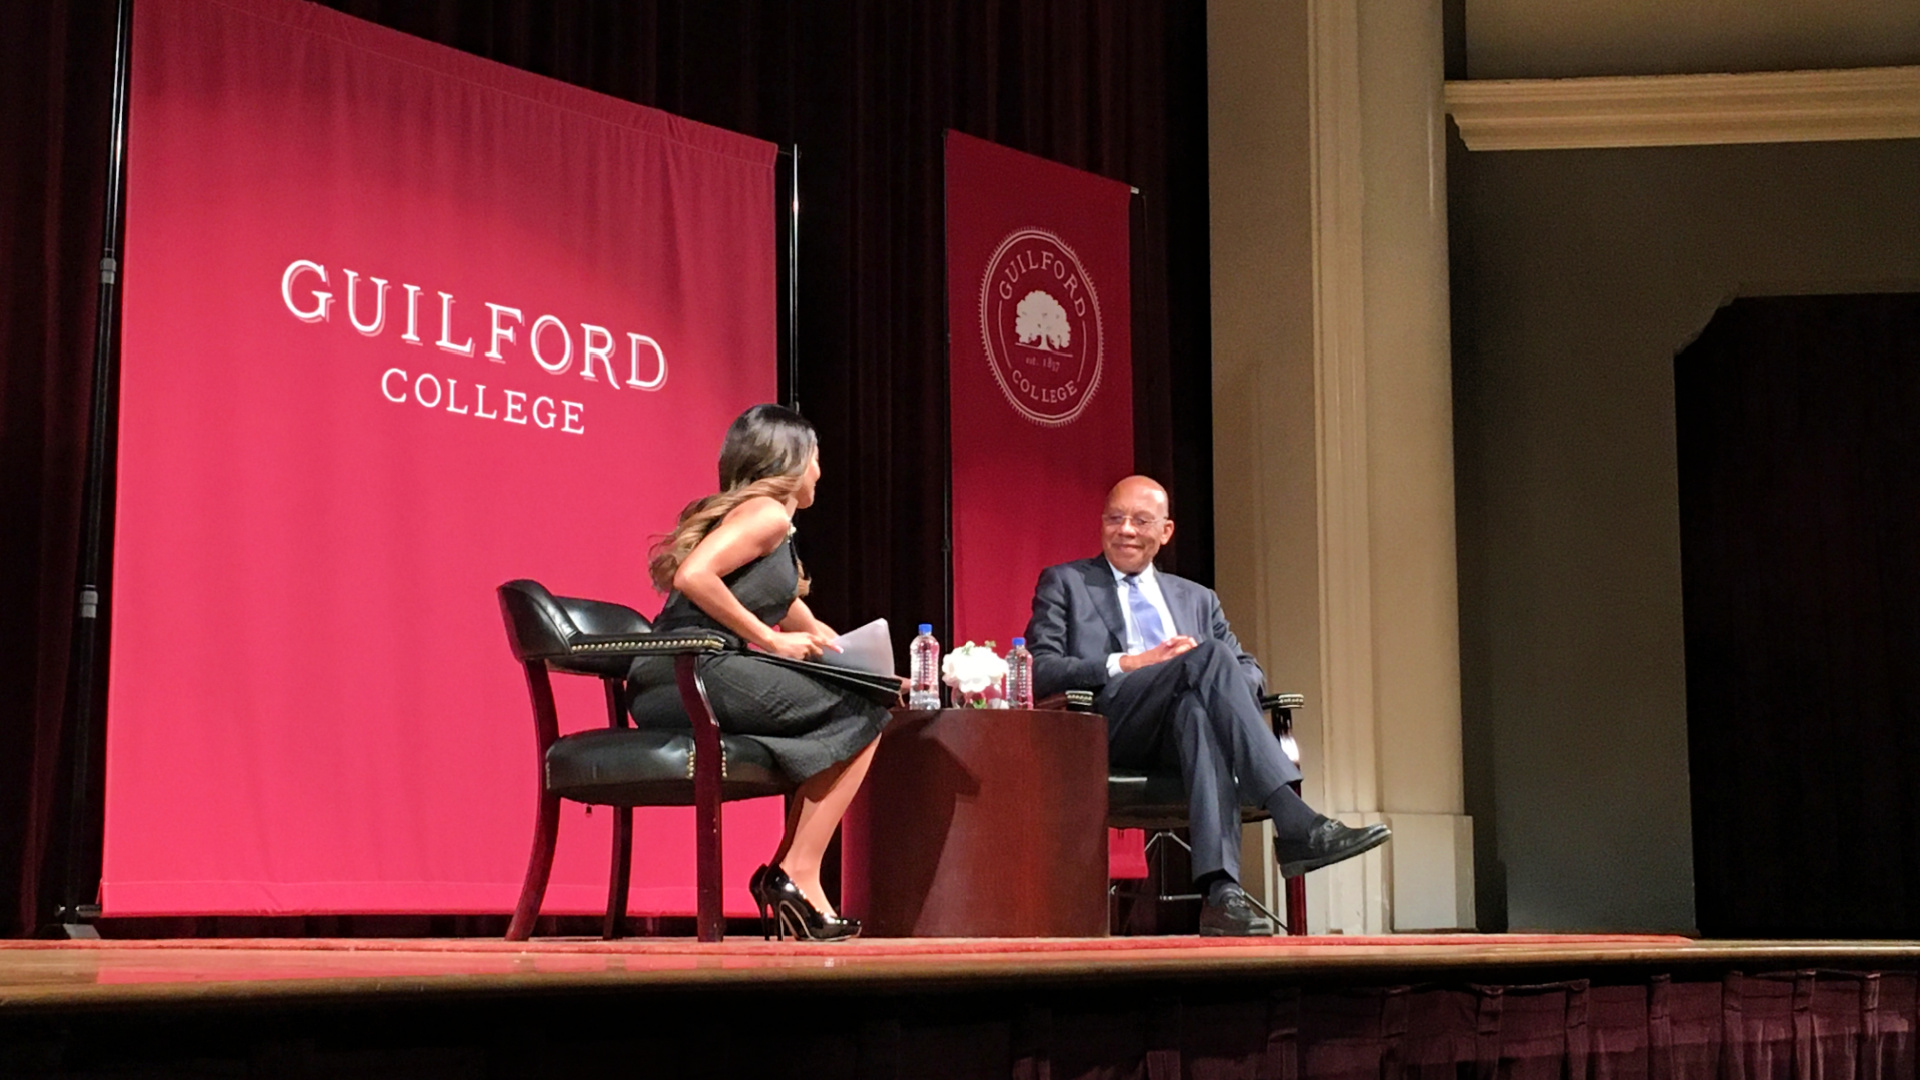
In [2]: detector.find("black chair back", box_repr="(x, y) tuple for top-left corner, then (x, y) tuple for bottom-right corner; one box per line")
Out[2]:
(498, 579), (651, 677)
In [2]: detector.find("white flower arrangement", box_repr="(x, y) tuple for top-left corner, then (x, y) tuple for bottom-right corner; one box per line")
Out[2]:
(941, 641), (1008, 707)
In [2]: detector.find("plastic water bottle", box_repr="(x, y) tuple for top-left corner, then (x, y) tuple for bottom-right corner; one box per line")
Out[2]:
(909, 624), (942, 709)
(1006, 637), (1035, 710)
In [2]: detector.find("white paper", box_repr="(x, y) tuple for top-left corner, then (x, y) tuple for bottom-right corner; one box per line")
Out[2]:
(819, 618), (895, 677)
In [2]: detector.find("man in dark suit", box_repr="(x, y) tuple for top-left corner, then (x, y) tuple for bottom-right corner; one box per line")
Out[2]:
(1024, 475), (1390, 935)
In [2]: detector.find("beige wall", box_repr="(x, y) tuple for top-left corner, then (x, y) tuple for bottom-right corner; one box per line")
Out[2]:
(1465, 0), (1920, 79)
(1451, 136), (1920, 930)
(1207, 0), (1920, 932)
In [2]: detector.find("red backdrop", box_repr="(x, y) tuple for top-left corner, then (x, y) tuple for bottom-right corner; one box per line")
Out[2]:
(945, 133), (1145, 876)
(944, 132), (1134, 649)
(104, 0), (781, 916)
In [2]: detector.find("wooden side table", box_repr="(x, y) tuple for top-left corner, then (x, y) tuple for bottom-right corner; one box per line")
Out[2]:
(839, 707), (1109, 937)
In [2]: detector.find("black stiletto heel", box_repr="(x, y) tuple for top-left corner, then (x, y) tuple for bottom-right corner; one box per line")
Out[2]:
(748, 864), (775, 941)
(760, 865), (861, 942)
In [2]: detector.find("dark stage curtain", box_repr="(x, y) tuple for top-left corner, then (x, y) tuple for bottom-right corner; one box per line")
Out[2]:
(1678, 293), (1920, 938)
(0, 0), (1212, 935)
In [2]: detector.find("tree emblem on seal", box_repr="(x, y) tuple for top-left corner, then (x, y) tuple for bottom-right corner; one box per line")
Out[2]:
(979, 228), (1103, 427)
(1015, 291), (1071, 351)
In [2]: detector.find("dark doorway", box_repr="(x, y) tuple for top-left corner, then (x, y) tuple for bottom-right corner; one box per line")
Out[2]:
(1678, 293), (1920, 937)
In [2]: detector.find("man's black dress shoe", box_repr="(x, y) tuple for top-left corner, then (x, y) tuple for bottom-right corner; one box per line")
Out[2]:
(1274, 817), (1392, 878)
(1198, 883), (1275, 937)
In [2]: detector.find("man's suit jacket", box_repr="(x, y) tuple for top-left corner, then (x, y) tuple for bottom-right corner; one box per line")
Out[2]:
(1024, 556), (1264, 702)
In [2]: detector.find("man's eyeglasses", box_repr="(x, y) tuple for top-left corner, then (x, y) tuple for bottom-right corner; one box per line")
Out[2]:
(1101, 512), (1164, 530)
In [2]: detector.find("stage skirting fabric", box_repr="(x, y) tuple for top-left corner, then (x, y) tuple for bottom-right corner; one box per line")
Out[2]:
(999, 971), (1920, 1080)
(104, 0), (781, 917)
(1267, 973), (1914, 1080)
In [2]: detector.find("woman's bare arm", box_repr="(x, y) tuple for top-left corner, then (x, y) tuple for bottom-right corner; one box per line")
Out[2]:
(780, 597), (836, 640)
(672, 497), (831, 659)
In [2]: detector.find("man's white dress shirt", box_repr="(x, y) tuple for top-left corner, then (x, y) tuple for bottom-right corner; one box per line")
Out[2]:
(1104, 560), (1180, 678)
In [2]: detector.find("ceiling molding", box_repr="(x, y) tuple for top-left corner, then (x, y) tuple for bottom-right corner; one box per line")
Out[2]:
(1445, 65), (1920, 150)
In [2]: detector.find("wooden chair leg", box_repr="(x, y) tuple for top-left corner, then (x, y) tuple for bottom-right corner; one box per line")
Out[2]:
(1285, 875), (1308, 936)
(509, 660), (564, 942)
(1285, 778), (1309, 935)
(604, 805), (633, 940)
(676, 654), (726, 943)
(508, 791), (561, 941)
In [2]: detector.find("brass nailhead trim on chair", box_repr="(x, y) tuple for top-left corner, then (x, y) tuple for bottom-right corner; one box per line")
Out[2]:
(684, 743), (731, 780)
(570, 633), (729, 656)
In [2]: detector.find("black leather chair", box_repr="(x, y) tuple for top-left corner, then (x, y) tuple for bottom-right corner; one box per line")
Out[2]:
(497, 580), (793, 942)
(1059, 689), (1311, 935)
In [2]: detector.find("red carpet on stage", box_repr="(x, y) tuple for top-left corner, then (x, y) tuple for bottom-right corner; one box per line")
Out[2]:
(0, 931), (1692, 957)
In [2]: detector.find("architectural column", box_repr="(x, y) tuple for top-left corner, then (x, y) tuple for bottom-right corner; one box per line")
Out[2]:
(1208, 0), (1325, 927)
(1210, 0), (1472, 932)
(1353, 0), (1474, 932)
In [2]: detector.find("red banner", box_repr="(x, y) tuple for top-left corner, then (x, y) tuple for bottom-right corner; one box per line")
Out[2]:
(105, 0), (780, 915)
(945, 135), (1144, 875)
(945, 132), (1134, 650)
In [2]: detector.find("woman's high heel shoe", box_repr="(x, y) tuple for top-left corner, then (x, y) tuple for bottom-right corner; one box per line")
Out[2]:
(748, 864), (773, 940)
(757, 865), (861, 942)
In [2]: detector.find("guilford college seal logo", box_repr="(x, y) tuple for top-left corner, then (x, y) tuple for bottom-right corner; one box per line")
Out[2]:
(979, 228), (1104, 427)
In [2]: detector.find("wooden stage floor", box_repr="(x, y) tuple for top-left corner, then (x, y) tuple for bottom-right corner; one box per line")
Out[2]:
(7, 933), (1920, 1011)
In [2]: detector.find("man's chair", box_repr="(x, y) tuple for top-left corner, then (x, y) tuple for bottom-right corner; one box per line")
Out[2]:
(497, 580), (793, 943)
(1057, 689), (1311, 935)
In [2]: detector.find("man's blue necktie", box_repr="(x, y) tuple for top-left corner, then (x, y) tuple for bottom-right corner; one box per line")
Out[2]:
(1124, 574), (1169, 649)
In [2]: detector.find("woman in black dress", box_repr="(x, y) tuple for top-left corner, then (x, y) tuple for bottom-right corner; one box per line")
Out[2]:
(629, 404), (889, 941)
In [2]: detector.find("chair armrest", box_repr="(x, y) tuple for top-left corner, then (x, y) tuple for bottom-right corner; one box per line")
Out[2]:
(1040, 689), (1296, 726)
(1035, 690), (1097, 713)
(566, 629), (731, 663)
(1263, 692), (1304, 766)
(550, 629), (733, 678)
(1261, 693), (1304, 736)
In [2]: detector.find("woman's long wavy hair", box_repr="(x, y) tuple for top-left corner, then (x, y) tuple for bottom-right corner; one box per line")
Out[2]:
(648, 404), (816, 594)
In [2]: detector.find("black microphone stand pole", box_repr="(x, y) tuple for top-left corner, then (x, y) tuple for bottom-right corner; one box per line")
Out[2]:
(785, 144), (801, 412)
(55, 0), (135, 939)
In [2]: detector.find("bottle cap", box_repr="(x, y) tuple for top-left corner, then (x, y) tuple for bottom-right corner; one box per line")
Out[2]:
(1012, 637), (1025, 646)
(918, 624), (932, 634)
